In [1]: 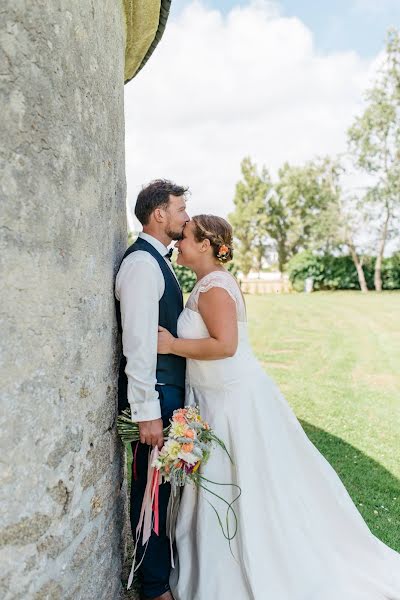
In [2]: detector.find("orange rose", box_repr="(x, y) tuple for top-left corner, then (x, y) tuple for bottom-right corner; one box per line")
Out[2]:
(173, 414), (186, 424)
(182, 443), (194, 453)
(219, 245), (229, 254)
(184, 429), (195, 439)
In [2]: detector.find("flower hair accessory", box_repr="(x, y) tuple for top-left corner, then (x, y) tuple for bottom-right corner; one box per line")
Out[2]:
(217, 244), (230, 260)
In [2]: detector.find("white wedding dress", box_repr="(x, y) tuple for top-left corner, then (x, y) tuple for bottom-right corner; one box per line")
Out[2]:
(170, 270), (400, 600)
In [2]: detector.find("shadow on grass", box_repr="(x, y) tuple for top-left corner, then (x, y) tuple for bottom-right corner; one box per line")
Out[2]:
(300, 420), (400, 552)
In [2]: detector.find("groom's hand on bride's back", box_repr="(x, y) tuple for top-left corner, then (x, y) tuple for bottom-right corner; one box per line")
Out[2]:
(138, 418), (164, 449)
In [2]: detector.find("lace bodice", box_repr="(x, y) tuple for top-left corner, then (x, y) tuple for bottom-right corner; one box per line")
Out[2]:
(185, 270), (247, 322)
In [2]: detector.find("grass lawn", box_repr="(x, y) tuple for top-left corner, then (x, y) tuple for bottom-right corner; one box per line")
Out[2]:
(246, 291), (400, 552)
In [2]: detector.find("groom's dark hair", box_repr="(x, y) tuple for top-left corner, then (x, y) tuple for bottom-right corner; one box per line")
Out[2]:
(135, 179), (189, 225)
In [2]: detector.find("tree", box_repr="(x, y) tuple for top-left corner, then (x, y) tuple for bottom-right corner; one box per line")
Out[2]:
(348, 28), (400, 291)
(342, 227), (369, 293)
(339, 183), (382, 292)
(228, 157), (271, 276)
(266, 158), (342, 272)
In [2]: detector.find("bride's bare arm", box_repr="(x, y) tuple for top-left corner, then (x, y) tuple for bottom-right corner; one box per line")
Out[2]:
(158, 287), (238, 360)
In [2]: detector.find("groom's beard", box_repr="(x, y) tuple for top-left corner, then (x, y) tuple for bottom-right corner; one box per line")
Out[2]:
(166, 228), (184, 241)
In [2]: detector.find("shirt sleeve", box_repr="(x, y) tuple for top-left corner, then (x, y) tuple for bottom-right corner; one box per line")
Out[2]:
(115, 254), (164, 422)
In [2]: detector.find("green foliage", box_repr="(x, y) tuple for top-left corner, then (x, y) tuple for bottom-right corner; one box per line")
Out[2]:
(287, 251), (325, 292)
(266, 158), (342, 272)
(173, 263), (197, 292)
(228, 157), (271, 276)
(173, 261), (239, 293)
(227, 261), (239, 277)
(230, 156), (342, 275)
(287, 251), (400, 291)
(382, 252), (400, 289)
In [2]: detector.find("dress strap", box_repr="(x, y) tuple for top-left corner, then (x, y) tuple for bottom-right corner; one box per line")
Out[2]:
(186, 271), (246, 322)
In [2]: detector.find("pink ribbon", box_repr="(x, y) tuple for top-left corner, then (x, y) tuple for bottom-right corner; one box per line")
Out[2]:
(152, 468), (160, 536)
(127, 446), (161, 589)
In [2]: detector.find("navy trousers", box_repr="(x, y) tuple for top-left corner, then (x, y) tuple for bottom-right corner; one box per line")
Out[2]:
(130, 384), (185, 599)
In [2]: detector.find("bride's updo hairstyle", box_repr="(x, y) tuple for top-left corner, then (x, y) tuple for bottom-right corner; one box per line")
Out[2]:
(192, 215), (234, 264)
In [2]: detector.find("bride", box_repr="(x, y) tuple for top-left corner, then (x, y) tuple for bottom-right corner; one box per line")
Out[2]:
(157, 214), (400, 600)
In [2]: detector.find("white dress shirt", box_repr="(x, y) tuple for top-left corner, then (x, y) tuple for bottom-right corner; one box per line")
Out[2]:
(115, 232), (179, 422)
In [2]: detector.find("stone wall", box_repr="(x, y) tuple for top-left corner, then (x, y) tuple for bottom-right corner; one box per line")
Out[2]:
(0, 1), (127, 598)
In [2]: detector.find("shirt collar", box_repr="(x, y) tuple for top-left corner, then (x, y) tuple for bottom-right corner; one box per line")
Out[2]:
(139, 232), (169, 257)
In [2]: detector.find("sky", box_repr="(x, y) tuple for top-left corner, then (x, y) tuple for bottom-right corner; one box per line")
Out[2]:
(124, 0), (399, 230)
(172, 0), (399, 57)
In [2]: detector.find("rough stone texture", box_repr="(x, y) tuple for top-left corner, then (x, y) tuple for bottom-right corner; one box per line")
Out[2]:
(0, 1), (127, 598)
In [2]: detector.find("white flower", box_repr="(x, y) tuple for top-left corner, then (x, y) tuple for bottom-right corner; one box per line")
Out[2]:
(162, 439), (181, 459)
(178, 451), (199, 466)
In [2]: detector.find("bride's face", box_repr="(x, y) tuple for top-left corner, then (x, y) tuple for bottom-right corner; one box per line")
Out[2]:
(175, 220), (206, 268)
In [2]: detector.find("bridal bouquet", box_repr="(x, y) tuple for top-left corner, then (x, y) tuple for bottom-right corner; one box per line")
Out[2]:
(118, 405), (227, 481)
(117, 406), (241, 588)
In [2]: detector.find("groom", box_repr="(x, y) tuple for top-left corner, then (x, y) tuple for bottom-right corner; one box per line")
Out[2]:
(115, 180), (189, 600)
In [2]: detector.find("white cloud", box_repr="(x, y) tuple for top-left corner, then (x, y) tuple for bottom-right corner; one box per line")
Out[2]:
(124, 1), (377, 230)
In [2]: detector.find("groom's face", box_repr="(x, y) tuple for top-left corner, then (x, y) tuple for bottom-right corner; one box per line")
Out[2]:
(164, 195), (190, 240)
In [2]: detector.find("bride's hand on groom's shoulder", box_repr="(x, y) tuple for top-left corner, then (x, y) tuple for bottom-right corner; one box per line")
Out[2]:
(158, 326), (175, 354)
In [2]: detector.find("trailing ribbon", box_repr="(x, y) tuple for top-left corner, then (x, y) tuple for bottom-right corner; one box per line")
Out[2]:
(166, 480), (180, 569)
(127, 446), (161, 590)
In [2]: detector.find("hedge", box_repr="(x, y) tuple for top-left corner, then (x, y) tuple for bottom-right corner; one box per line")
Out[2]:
(287, 251), (400, 291)
(173, 262), (239, 293)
